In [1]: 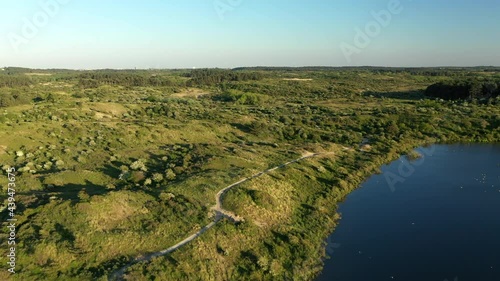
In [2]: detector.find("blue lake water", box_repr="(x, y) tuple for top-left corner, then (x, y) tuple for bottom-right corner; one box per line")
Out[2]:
(316, 144), (500, 281)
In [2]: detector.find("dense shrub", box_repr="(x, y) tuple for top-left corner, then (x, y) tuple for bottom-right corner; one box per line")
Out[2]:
(0, 75), (33, 87)
(0, 90), (31, 107)
(213, 90), (267, 105)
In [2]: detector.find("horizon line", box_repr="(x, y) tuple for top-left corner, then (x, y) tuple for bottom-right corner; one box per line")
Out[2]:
(2, 65), (500, 71)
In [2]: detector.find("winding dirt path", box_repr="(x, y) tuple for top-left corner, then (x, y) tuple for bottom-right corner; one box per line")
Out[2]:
(110, 151), (330, 280)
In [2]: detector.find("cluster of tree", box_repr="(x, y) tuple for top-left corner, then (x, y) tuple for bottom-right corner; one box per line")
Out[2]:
(425, 80), (500, 100)
(186, 69), (264, 86)
(77, 72), (173, 88)
(0, 75), (33, 87)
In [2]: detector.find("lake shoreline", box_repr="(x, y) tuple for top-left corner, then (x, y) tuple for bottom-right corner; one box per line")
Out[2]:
(312, 141), (500, 281)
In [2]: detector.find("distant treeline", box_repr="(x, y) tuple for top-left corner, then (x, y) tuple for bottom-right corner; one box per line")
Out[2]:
(1, 67), (73, 74)
(425, 80), (500, 100)
(233, 66), (500, 76)
(77, 72), (174, 88)
(186, 69), (264, 86)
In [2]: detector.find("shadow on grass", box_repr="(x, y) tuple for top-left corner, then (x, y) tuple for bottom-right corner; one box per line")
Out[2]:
(17, 181), (111, 206)
(230, 122), (252, 133)
(101, 163), (123, 179)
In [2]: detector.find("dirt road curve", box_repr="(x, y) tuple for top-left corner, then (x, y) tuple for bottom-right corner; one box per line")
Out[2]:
(110, 151), (330, 280)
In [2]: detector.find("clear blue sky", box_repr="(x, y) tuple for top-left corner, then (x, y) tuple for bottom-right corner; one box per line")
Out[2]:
(1, 0), (499, 69)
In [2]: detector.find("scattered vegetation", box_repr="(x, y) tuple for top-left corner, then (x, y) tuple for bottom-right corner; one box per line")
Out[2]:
(0, 67), (498, 281)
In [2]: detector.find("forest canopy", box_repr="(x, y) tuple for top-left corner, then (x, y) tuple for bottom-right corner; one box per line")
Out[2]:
(425, 80), (500, 100)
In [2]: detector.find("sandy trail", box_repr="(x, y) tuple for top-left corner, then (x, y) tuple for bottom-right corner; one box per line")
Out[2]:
(110, 151), (333, 280)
